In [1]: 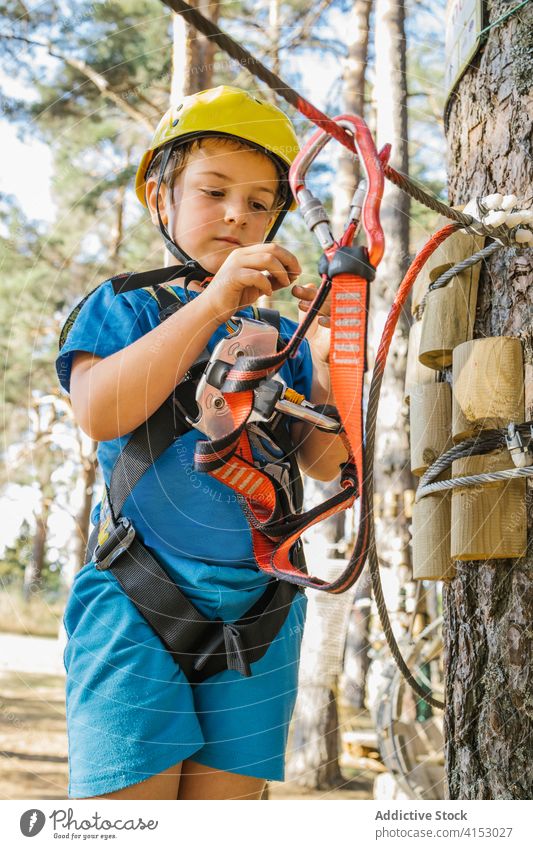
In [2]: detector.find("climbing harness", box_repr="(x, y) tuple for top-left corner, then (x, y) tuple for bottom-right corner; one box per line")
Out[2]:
(60, 266), (314, 683)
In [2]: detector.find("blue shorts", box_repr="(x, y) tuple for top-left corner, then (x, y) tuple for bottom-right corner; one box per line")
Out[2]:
(62, 560), (307, 798)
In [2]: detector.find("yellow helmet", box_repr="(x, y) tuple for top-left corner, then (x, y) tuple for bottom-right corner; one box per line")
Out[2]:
(135, 85), (300, 229)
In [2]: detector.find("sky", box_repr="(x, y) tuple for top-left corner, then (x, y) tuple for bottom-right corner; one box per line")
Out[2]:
(1, 121), (54, 221)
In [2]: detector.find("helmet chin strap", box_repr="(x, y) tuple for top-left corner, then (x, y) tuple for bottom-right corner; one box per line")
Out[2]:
(155, 144), (212, 287)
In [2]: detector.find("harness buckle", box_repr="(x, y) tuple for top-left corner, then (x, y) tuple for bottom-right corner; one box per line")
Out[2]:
(94, 517), (136, 571)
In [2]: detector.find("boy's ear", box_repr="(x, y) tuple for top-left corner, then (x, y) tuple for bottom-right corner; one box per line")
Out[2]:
(145, 177), (169, 227)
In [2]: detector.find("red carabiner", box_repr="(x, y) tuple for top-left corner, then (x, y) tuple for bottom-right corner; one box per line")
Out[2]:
(289, 114), (388, 269)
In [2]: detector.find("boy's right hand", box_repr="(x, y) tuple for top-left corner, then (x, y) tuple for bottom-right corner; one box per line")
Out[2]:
(203, 243), (302, 322)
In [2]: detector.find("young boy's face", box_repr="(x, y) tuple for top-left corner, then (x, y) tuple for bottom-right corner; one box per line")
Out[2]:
(147, 138), (281, 274)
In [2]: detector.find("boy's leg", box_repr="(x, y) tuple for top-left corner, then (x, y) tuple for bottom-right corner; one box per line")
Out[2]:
(74, 761), (183, 800)
(177, 760), (266, 800)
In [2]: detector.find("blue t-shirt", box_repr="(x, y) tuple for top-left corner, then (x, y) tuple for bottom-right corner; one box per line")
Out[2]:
(56, 279), (313, 621)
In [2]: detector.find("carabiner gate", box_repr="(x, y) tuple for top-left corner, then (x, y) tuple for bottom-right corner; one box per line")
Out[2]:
(289, 114), (388, 269)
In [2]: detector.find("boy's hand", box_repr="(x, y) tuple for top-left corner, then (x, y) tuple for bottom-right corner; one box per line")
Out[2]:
(204, 244), (302, 322)
(292, 283), (331, 364)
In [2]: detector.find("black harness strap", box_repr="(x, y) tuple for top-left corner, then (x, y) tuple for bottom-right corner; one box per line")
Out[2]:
(253, 305), (280, 332)
(92, 532), (297, 682)
(109, 402), (183, 517)
(111, 264), (203, 295)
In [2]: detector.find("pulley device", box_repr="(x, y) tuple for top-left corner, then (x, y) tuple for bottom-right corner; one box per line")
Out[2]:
(192, 317), (340, 441)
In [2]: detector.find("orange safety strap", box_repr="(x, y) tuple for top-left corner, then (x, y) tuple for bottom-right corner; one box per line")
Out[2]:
(329, 272), (368, 503)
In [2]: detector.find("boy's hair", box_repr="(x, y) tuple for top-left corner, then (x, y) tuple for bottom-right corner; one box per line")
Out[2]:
(146, 136), (288, 214)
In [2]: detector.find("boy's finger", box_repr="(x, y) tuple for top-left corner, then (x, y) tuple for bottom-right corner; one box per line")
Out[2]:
(292, 284), (317, 300)
(244, 244), (302, 279)
(267, 243), (302, 276)
(247, 270), (273, 298)
(296, 299), (331, 319)
(258, 256), (296, 288)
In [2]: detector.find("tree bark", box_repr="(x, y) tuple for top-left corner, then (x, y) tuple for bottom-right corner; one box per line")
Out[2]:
(331, 0), (372, 237)
(371, 0), (415, 652)
(184, 1), (220, 94)
(444, 1), (533, 799)
(24, 497), (51, 600)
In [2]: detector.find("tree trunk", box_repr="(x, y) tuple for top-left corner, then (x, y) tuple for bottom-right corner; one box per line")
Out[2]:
(24, 496), (51, 600)
(332, 0), (373, 710)
(109, 179), (126, 261)
(443, 1), (533, 800)
(340, 563), (372, 708)
(73, 440), (98, 573)
(288, 685), (343, 789)
(269, 0), (281, 81)
(331, 0), (372, 237)
(184, 1), (220, 94)
(371, 0), (414, 660)
(171, 12), (187, 102)
(286, 480), (355, 788)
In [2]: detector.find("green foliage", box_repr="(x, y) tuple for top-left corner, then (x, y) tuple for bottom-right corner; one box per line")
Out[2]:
(0, 518), (62, 592)
(0, 519), (31, 582)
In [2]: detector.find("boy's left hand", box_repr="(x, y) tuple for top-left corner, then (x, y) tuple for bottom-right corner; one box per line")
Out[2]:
(292, 283), (331, 364)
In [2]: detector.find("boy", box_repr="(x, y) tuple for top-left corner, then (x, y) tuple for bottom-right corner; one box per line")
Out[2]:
(57, 85), (347, 800)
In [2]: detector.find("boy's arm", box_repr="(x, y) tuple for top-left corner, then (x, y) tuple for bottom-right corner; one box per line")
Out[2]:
(70, 293), (222, 441)
(70, 244), (301, 442)
(292, 352), (349, 482)
(290, 284), (350, 481)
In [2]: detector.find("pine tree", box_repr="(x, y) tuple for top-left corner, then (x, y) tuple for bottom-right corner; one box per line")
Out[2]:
(443, 0), (533, 800)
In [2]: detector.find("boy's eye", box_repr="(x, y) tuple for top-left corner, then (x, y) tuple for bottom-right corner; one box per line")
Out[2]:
(202, 189), (268, 212)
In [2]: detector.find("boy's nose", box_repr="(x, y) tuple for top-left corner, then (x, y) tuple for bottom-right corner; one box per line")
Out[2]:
(223, 199), (248, 225)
